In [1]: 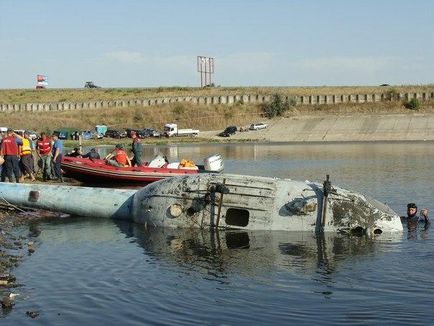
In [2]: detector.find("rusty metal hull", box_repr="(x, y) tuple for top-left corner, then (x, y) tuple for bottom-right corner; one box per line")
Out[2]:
(132, 174), (403, 233)
(0, 173), (402, 233)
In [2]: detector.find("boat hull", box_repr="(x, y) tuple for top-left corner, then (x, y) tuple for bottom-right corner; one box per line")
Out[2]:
(61, 157), (199, 184)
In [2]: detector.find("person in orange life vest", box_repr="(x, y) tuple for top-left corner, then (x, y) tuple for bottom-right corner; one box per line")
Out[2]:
(0, 129), (22, 183)
(36, 132), (53, 181)
(104, 144), (131, 168)
(15, 131), (36, 181)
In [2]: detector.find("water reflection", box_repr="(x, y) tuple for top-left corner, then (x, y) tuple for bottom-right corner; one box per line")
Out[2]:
(115, 221), (401, 284)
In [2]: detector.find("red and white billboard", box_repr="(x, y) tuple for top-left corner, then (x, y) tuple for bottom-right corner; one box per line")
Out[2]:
(36, 74), (48, 88)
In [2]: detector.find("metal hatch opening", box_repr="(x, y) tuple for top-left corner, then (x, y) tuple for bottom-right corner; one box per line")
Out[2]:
(225, 208), (249, 227)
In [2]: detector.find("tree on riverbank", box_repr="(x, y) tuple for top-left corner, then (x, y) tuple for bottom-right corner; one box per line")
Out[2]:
(263, 94), (295, 117)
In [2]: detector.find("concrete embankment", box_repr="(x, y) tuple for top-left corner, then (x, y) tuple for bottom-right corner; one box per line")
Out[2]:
(201, 112), (434, 142)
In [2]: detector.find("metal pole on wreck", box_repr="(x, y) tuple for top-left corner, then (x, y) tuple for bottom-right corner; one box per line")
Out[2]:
(316, 175), (331, 233)
(0, 183), (136, 220)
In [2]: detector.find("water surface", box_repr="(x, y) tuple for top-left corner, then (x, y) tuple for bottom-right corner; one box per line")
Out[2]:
(4, 142), (434, 325)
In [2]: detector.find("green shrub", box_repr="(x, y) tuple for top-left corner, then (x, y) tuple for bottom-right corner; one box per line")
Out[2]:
(404, 98), (420, 110)
(386, 88), (398, 101)
(133, 110), (143, 122)
(173, 104), (185, 115)
(263, 94), (294, 118)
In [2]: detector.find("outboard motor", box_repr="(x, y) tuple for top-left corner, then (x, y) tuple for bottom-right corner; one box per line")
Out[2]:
(203, 154), (224, 172)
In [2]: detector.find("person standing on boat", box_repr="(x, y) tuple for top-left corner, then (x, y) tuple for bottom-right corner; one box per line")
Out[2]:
(36, 132), (52, 181)
(51, 133), (64, 182)
(105, 144), (131, 168)
(130, 131), (143, 167)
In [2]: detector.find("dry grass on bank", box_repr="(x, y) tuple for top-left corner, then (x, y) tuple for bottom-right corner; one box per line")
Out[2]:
(290, 100), (434, 116)
(2, 99), (433, 134)
(1, 85), (433, 104)
(0, 102), (263, 133)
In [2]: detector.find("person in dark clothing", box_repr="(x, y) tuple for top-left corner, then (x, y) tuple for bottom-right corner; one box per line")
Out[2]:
(130, 131), (143, 167)
(82, 148), (100, 160)
(51, 134), (64, 182)
(401, 203), (430, 233)
(66, 147), (82, 157)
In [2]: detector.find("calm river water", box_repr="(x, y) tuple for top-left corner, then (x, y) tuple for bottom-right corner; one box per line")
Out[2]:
(3, 142), (434, 325)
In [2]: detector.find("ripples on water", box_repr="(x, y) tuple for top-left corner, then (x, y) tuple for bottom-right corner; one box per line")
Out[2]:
(4, 142), (434, 324)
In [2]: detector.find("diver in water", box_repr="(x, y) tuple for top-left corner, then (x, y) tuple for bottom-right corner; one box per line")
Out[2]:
(402, 203), (430, 234)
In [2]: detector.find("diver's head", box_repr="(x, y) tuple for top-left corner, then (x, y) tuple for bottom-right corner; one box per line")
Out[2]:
(407, 203), (418, 217)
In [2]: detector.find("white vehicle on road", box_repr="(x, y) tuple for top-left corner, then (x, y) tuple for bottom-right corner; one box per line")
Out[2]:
(249, 122), (267, 130)
(163, 123), (199, 137)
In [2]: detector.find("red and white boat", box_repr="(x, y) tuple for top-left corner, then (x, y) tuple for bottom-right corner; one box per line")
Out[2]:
(61, 154), (223, 184)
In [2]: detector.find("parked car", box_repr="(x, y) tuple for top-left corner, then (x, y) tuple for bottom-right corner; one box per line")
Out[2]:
(143, 128), (161, 138)
(249, 123), (267, 131)
(105, 129), (127, 139)
(81, 130), (93, 140)
(125, 128), (160, 138)
(53, 128), (80, 140)
(84, 81), (100, 88)
(219, 126), (237, 137)
(26, 130), (39, 140)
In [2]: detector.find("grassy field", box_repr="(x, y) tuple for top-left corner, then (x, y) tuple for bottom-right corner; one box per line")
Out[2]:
(0, 85), (433, 104)
(1, 99), (433, 135)
(0, 102), (263, 133)
(0, 85), (433, 134)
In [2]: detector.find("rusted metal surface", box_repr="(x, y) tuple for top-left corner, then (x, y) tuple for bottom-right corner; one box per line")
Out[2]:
(0, 173), (403, 233)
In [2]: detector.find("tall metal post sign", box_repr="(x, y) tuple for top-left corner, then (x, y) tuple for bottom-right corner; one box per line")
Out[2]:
(36, 74), (48, 89)
(197, 56), (214, 87)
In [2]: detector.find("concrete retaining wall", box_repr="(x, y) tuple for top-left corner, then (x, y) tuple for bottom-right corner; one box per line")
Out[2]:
(0, 92), (433, 113)
(227, 113), (434, 142)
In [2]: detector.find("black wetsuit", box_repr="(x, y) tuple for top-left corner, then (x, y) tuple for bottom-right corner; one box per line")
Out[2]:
(401, 215), (430, 232)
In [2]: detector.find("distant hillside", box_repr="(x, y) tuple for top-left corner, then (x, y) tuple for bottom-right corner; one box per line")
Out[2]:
(1, 85), (433, 104)
(0, 85), (433, 134)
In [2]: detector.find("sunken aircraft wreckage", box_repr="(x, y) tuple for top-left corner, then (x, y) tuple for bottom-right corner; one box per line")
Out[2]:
(0, 173), (403, 234)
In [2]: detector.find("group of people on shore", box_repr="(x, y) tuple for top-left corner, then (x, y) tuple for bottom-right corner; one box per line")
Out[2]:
(0, 129), (64, 183)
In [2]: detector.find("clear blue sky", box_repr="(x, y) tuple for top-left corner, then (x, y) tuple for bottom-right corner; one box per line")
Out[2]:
(1, 0), (433, 88)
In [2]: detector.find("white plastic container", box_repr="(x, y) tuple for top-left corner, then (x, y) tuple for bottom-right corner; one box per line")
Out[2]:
(203, 154), (224, 172)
